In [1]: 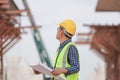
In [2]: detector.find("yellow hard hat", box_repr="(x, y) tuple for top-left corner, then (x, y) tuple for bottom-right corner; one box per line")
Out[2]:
(59, 19), (76, 35)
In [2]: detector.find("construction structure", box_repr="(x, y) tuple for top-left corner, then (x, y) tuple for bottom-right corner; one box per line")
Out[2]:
(96, 0), (120, 11)
(0, 0), (52, 80)
(76, 24), (120, 80)
(75, 0), (120, 80)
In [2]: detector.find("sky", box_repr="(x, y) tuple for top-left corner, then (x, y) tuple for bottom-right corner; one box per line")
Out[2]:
(5, 0), (120, 80)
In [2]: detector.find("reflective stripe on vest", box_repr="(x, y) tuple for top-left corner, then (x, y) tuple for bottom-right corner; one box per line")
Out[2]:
(53, 42), (79, 80)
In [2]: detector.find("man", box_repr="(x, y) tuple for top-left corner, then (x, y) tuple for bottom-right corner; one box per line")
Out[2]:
(51, 19), (80, 80)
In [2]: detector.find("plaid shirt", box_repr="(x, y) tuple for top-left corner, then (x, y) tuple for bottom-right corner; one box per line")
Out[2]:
(56, 39), (80, 75)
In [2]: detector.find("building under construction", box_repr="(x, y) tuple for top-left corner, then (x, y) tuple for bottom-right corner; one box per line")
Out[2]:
(76, 0), (120, 80)
(0, 0), (52, 80)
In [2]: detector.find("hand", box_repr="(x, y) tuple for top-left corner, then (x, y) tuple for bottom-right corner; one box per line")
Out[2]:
(33, 70), (41, 74)
(51, 68), (67, 76)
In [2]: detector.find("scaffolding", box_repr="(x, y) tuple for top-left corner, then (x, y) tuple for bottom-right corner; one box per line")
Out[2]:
(76, 24), (120, 80)
(0, 0), (52, 80)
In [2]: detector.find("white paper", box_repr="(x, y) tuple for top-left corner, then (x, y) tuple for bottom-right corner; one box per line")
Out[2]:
(25, 59), (65, 80)
(30, 62), (52, 76)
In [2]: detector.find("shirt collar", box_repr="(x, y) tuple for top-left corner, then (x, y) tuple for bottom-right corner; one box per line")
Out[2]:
(59, 39), (71, 48)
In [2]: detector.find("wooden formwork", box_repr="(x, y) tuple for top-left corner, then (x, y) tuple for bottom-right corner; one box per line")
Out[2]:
(76, 25), (120, 80)
(96, 0), (120, 11)
(95, 0), (120, 79)
(91, 25), (120, 80)
(0, 0), (23, 79)
(0, 0), (41, 80)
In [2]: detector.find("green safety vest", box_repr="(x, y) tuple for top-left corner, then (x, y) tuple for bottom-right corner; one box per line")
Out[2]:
(53, 42), (79, 80)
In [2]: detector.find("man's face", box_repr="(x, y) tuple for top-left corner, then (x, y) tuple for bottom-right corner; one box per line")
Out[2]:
(56, 27), (63, 40)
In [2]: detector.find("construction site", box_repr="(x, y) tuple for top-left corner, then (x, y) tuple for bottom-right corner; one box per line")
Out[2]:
(0, 0), (120, 80)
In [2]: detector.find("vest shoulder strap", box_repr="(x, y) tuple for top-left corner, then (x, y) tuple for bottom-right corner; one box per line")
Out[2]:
(62, 43), (75, 68)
